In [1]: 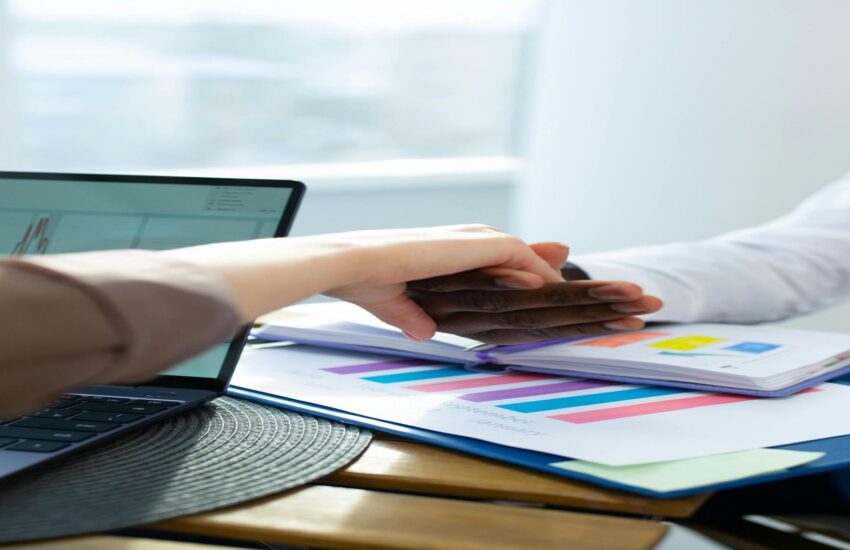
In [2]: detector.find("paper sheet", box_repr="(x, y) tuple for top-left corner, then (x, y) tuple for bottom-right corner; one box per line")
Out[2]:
(233, 345), (850, 466)
(552, 449), (824, 492)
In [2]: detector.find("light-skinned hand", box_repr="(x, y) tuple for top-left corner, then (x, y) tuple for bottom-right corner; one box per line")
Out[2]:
(167, 225), (566, 341)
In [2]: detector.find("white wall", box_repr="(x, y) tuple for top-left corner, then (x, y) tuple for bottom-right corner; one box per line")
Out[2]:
(515, 0), (850, 332)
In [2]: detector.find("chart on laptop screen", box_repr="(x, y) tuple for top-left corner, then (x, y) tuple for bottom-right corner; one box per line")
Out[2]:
(0, 177), (291, 255)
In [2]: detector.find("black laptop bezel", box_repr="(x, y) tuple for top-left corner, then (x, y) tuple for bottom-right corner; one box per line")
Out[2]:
(0, 170), (305, 394)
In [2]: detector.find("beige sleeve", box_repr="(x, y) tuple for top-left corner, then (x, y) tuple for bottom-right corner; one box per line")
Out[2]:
(0, 250), (240, 415)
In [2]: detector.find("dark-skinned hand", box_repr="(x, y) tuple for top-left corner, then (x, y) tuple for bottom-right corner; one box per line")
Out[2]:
(407, 242), (663, 345)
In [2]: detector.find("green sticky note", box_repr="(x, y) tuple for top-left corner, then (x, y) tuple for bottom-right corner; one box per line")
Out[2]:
(551, 449), (824, 493)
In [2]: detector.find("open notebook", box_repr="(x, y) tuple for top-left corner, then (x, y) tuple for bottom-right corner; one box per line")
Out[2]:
(253, 302), (850, 397)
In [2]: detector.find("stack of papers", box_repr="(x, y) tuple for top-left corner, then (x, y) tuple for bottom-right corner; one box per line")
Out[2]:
(231, 341), (850, 496)
(254, 302), (850, 396)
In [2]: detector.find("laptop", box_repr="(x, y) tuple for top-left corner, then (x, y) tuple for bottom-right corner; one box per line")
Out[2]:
(0, 171), (305, 479)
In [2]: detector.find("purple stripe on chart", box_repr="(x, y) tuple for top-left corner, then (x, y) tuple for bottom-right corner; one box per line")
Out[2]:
(323, 359), (435, 375)
(460, 380), (617, 403)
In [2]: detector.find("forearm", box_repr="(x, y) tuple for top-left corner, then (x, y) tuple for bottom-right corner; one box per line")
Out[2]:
(161, 237), (360, 322)
(167, 227), (566, 325)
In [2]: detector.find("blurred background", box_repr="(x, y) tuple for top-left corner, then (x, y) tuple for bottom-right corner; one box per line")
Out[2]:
(1, 0), (849, 332)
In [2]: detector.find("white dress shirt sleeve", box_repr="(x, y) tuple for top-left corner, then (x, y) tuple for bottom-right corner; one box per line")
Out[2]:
(572, 173), (850, 323)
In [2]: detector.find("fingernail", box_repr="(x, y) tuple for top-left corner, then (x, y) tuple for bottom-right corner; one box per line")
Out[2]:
(603, 320), (634, 331)
(588, 284), (629, 300)
(610, 303), (647, 314)
(540, 242), (569, 251)
(494, 277), (533, 289)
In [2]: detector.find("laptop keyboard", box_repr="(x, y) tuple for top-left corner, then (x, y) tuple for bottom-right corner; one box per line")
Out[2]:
(0, 394), (180, 453)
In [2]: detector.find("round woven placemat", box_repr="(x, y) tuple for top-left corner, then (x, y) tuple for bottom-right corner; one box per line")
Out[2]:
(0, 396), (371, 543)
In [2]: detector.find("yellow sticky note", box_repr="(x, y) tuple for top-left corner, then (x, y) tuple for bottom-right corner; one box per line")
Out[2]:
(551, 449), (823, 493)
(649, 335), (724, 351)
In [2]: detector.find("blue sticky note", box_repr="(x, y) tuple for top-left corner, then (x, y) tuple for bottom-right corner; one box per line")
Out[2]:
(725, 342), (780, 354)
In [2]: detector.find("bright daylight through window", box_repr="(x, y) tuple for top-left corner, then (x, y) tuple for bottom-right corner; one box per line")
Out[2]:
(0, 0), (537, 173)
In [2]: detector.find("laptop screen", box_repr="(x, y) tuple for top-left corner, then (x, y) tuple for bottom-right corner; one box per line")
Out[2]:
(0, 172), (303, 385)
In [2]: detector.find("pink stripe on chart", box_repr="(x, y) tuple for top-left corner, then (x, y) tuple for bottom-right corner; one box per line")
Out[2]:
(323, 359), (435, 375)
(551, 394), (755, 424)
(405, 373), (552, 393)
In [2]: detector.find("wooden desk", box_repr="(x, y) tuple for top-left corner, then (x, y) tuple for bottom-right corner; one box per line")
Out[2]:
(4, 434), (708, 550)
(5, 433), (710, 549)
(144, 433), (691, 549)
(10, 434), (850, 549)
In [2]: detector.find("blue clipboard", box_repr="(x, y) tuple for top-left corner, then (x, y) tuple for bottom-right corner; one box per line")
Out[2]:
(227, 375), (850, 500)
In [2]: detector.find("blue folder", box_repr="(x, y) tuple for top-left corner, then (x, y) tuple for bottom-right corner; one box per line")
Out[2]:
(228, 374), (850, 500)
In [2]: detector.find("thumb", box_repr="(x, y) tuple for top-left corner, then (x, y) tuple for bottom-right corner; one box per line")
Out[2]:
(356, 292), (438, 342)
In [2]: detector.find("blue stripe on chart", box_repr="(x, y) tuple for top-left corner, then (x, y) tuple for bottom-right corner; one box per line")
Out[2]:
(363, 367), (477, 384)
(498, 387), (686, 413)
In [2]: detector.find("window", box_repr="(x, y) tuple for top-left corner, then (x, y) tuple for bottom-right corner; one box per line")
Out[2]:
(0, 0), (538, 172)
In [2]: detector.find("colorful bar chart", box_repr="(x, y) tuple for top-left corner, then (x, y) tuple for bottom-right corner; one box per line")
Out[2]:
(322, 360), (763, 425)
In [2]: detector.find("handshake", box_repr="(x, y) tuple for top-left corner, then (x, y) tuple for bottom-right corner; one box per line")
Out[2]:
(406, 241), (663, 345)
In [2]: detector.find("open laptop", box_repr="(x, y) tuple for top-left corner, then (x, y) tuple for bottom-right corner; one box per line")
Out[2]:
(0, 171), (304, 479)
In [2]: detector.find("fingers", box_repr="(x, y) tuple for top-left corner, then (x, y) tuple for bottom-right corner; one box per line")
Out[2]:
(470, 317), (647, 345)
(610, 295), (663, 314)
(529, 242), (570, 270)
(357, 293), (438, 342)
(480, 234), (564, 283)
(411, 280), (647, 317)
(409, 279), (663, 344)
(435, 297), (661, 336)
